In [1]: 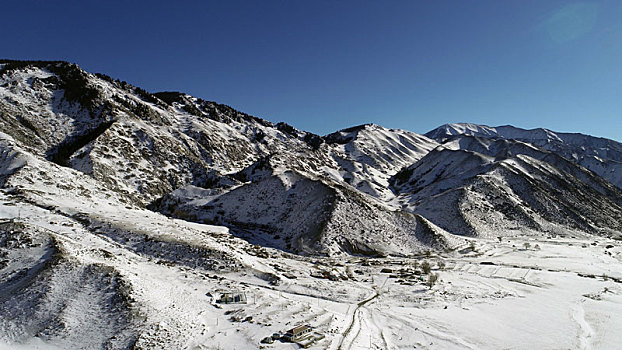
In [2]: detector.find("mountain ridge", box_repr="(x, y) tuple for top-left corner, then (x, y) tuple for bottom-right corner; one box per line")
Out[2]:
(2, 59), (622, 350)
(1, 59), (621, 250)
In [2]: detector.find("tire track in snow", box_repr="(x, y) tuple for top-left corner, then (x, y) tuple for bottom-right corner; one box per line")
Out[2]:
(368, 307), (390, 350)
(572, 299), (592, 350)
(336, 290), (380, 350)
(392, 313), (479, 350)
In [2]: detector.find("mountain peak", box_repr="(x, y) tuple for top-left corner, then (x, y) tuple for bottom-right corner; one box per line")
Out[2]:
(2, 59), (622, 350)
(426, 122), (622, 189)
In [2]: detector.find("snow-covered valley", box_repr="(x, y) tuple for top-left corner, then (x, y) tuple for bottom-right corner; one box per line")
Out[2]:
(1, 60), (622, 349)
(2, 189), (621, 349)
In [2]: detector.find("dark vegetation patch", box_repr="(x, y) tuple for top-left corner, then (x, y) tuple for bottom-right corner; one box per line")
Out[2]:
(152, 91), (185, 105)
(276, 122), (298, 137)
(47, 120), (116, 167)
(1, 60), (100, 111)
(391, 167), (415, 187)
(323, 133), (353, 145)
(155, 91), (274, 127)
(303, 133), (323, 150)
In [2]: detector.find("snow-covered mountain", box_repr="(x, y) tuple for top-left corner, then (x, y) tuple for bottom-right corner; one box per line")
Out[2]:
(1, 60), (621, 253)
(391, 138), (622, 237)
(426, 123), (622, 189)
(2, 61), (622, 349)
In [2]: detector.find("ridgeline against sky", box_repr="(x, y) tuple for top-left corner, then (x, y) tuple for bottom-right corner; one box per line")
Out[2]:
(2, 0), (621, 140)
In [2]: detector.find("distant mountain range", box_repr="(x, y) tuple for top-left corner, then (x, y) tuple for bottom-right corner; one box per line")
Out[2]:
(426, 123), (622, 189)
(2, 60), (622, 257)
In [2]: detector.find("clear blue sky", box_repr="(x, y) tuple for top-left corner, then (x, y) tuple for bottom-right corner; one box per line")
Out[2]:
(2, 0), (621, 140)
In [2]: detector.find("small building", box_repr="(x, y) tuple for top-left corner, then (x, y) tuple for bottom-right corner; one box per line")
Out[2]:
(297, 332), (325, 348)
(217, 291), (247, 304)
(283, 324), (313, 342)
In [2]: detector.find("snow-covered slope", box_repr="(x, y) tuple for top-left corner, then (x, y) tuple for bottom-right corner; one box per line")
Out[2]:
(426, 123), (622, 189)
(324, 124), (438, 200)
(155, 171), (454, 256)
(391, 139), (622, 237)
(2, 60), (622, 349)
(0, 60), (448, 254)
(1, 60), (621, 252)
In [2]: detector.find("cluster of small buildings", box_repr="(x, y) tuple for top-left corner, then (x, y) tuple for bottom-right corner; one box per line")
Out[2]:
(262, 324), (324, 348)
(212, 291), (324, 347)
(217, 291), (247, 304)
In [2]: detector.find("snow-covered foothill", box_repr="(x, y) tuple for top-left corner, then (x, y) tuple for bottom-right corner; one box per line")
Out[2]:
(1, 60), (622, 349)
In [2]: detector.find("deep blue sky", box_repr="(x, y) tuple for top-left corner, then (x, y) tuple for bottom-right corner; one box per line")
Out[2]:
(2, 1), (621, 140)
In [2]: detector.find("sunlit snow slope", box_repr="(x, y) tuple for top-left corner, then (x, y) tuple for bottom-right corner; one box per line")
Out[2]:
(1, 60), (622, 349)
